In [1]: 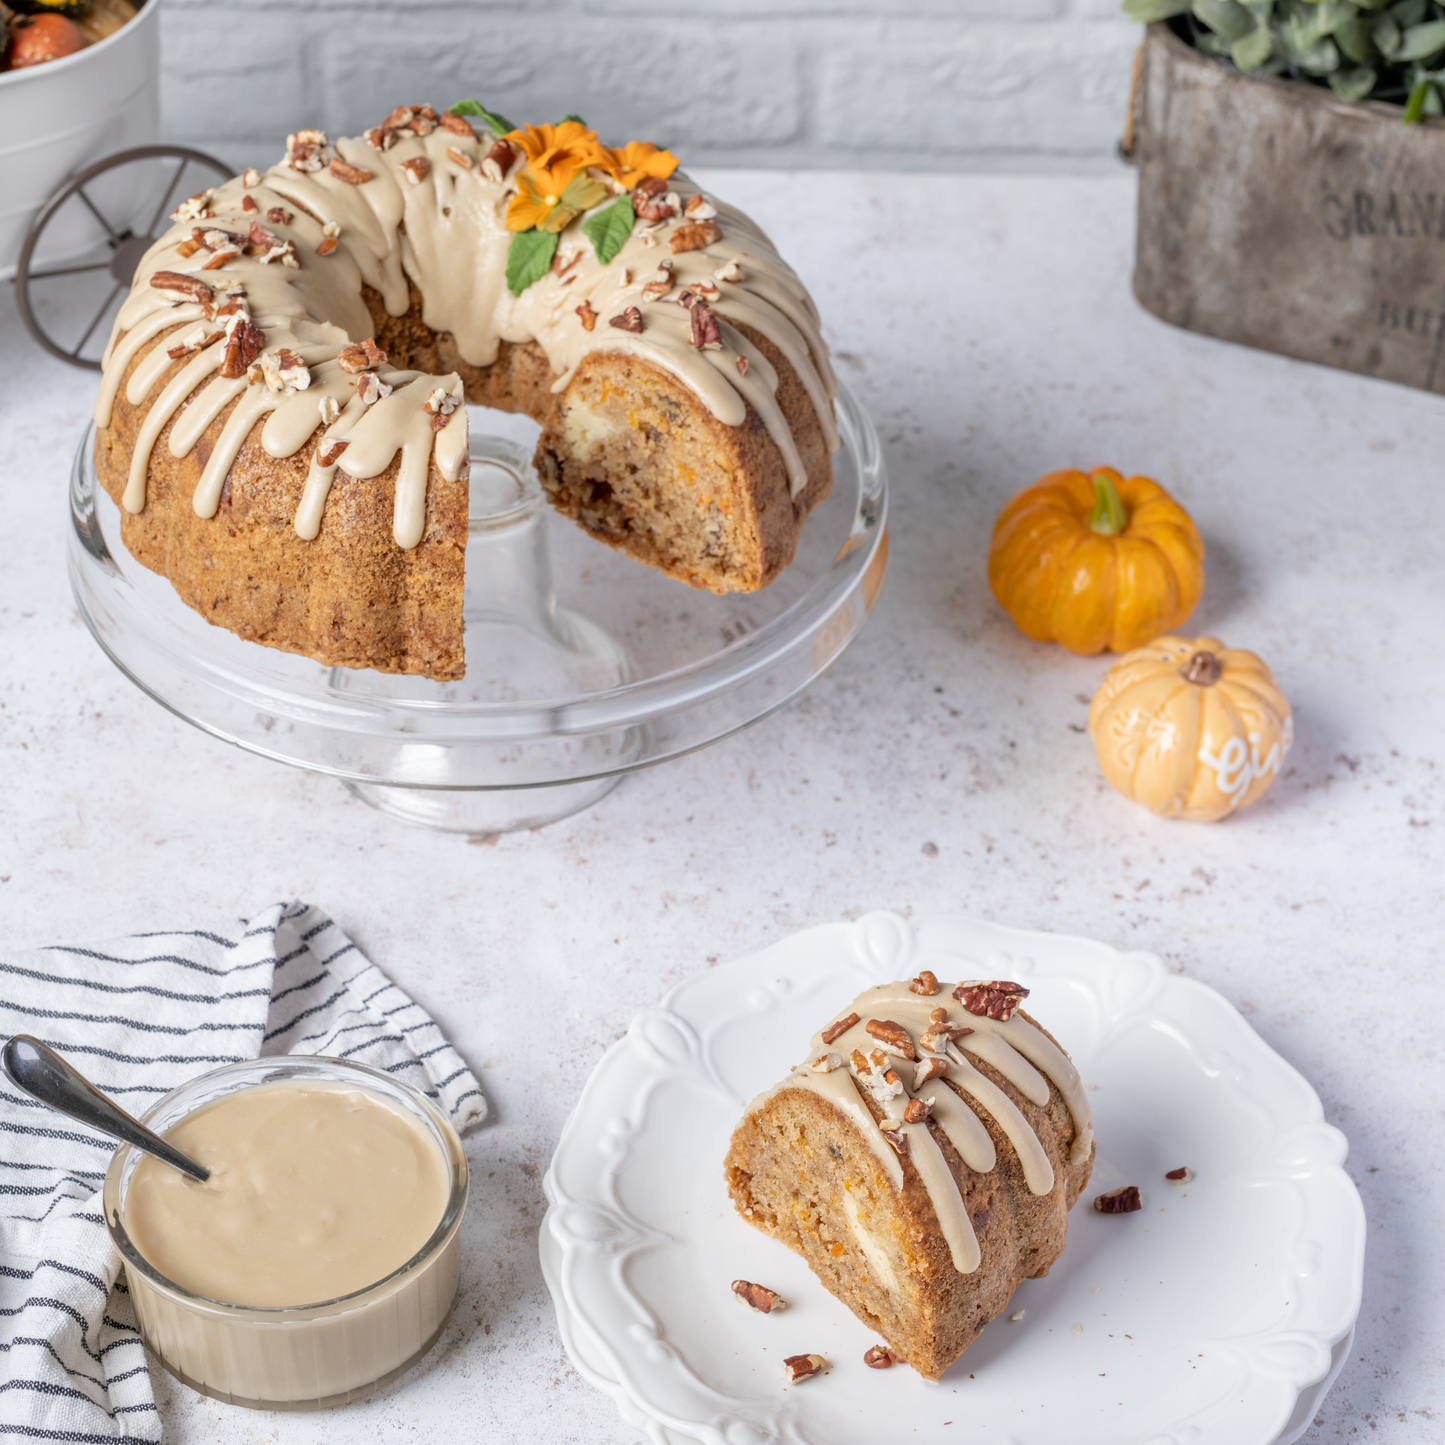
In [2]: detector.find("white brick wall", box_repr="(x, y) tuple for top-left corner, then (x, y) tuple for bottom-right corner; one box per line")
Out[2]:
(160, 0), (1141, 174)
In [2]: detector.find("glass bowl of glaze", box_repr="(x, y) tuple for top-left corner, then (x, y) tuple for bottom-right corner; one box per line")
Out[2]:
(102, 1056), (468, 1411)
(67, 381), (888, 834)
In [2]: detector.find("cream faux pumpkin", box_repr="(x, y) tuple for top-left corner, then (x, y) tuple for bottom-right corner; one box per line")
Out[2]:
(1088, 636), (1292, 822)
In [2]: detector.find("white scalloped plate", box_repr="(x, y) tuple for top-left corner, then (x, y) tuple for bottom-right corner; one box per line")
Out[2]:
(540, 913), (1364, 1445)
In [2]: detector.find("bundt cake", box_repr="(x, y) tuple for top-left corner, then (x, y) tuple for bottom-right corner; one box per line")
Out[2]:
(93, 105), (838, 681)
(724, 974), (1094, 1380)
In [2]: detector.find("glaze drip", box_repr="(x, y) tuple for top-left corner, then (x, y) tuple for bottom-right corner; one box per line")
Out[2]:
(96, 116), (836, 551)
(777, 979), (1092, 1276)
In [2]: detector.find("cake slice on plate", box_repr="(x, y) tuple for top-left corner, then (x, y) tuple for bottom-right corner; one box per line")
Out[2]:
(724, 974), (1094, 1379)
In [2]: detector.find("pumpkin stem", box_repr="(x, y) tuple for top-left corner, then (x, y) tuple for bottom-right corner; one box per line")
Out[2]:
(1181, 650), (1222, 686)
(1088, 471), (1128, 536)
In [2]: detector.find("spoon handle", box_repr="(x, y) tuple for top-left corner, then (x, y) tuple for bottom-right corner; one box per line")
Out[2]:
(2, 1034), (210, 1183)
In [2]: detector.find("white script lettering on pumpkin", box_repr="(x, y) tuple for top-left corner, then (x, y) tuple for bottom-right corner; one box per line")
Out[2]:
(1197, 717), (1293, 803)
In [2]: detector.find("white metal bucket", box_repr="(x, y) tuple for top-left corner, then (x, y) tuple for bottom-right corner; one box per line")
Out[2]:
(0, 0), (160, 280)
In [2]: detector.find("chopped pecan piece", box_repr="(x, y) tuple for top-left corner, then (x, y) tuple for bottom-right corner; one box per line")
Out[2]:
(175, 239), (201, 258)
(481, 140), (516, 182)
(242, 168), (261, 188)
(910, 970), (940, 996)
(274, 348), (310, 389)
(445, 146), (474, 170)
(330, 157), (373, 186)
(849, 1047), (871, 1075)
(782, 1354), (825, 1384)
(575, 300), (597, 331)
(806, 1052), (843, 1073)
(337, 338), (387, 373)
(919, 1026), (972, 1055)
(364, 125), (398, 152)
(219, 319), (265, 379)
(318, 395), (341, 426)
(266, 206), (295, 226)
(257, 240), (300, 268)
(166, 327), (222, 360)
(149, 271), (215, 308)
(381, 105), (414, 130)
(929, 1006), (949, 1025)
(354, 371), (393, 405)
(1094, 1185), (1143, 1214)
(316, 437), (349, 468)
(953, 980), (1030, 1022)
(670, 219), (722, 254)
(715, 258), (743, 283)
(865, 1018), (916, 1062)
(199, 246), (241, 271)
(914, 1055), (949, 1087)
(400, 156), (431, 185)
(316, 237), (340, 256)
(285, 130), (327, 172)
(609, 306), (644, 334)
(903, 1096), (935, 1124)
(863, 1344), (896, 1369)
(424, 387), (459, 431)
(685, 193), (719, 220)
(213, 290), (249, 323)
(241, 194), (257, 214)
(439, 110), (475, 137)
(688, 279), (720, 302)
(632, 176), (675, 222)
(689, 299), (722, 350)
(170, 189), (217, 223)
(821, 1012), (860, 1045)
(641, 278), (673, 302)
(735, 355), (748, 376)
(1165, 1166), (1193, 1184)
(879, 1128), (909, 1158)
(731, 1279), (786, 1314)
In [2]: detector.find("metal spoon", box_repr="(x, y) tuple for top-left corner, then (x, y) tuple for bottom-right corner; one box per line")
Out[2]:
(2, 1033), (210, 1183)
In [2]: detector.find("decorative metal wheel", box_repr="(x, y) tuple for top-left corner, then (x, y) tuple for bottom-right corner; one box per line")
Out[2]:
(14, 145), (232, 371)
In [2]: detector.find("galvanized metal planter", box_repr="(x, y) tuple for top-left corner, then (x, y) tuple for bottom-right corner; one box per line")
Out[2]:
(1132, 22), (1445, 393)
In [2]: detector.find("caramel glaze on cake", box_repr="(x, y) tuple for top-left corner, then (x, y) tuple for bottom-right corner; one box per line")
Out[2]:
(724, 978), (1094, 1380)
(93, 110), (838, 681)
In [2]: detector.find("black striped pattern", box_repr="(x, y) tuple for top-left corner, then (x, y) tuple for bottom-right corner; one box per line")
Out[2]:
(1, 902), (487, 1439)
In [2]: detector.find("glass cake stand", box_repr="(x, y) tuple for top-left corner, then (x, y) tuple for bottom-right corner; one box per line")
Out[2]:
(67, 383), (889, 833)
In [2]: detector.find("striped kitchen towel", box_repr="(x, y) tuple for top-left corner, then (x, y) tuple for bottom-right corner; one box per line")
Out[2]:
(0, 901), (487, 1441)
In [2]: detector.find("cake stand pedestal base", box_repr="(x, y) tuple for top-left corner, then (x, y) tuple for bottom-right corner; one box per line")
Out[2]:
(342, 773), (622, 835)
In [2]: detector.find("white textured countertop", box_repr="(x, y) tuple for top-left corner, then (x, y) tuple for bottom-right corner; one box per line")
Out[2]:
(2, 170), (1441, 1444)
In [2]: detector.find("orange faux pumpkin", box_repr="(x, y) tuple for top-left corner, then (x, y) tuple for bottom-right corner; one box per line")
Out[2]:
(988, 467), (1205, 654)
(1088, 636), (1292, 822)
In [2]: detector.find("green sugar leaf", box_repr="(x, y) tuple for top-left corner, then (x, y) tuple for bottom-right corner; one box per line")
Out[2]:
(581, 197), (635, 266)
(448, 99), (516, 137)
(559, 113), (587, 126)
(506, 230), (559, 296)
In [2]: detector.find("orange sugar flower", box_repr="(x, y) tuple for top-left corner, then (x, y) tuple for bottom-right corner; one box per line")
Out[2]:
(603, 140), (679, 190)
(506, 165), (610, 234)
(506, 121), (608, 176)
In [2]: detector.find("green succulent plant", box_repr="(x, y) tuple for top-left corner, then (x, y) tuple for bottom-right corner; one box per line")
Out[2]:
(1123, 0), (1445, 117)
